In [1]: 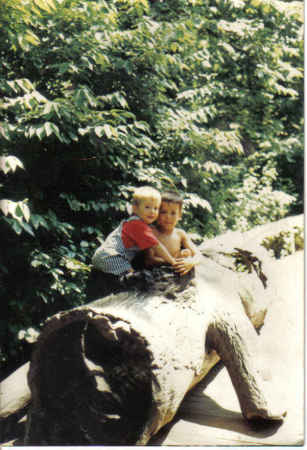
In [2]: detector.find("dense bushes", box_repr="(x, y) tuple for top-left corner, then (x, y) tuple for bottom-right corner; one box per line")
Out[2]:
(0, 0), (303, 373)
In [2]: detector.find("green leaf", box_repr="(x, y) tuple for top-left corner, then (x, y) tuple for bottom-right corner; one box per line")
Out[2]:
(36, 126), (46, 140)
(11, 220), (23, 235)
(0, 156), (24, 174)
(24, 30), (40, 46)
(30, 214), (49, 230)
(94, 126), (104, 138)
(15, 202), (30, 222)
(103, 124), (113, 139)
(0, 123), (11, 140)
(44, 122), (53, 137)
(20, 222), (35, 236)
(33, 0), (55, 13)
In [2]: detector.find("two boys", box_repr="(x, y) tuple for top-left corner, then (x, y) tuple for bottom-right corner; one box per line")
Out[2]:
(92, 186), (200, 286)
(90, 187), (287, 425)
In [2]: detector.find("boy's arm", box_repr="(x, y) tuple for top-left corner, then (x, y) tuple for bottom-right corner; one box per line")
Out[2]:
(141, 224), (175, 267)
(123, 221), (175, 266)
(144, 248), (165, 267)
(181, 230), (201, 260)
(173, 230), (202, 275)
(152, 241), (176, 266)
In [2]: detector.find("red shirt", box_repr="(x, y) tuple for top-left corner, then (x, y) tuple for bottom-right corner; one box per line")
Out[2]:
(122, 219), (158, 249)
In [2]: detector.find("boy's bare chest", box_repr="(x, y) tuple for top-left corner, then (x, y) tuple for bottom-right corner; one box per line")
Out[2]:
(158, 230), (182, 256)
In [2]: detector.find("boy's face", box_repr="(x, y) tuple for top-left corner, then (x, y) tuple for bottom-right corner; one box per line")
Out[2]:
(132, 197), (160, 224)
(157, 201), (182, 232)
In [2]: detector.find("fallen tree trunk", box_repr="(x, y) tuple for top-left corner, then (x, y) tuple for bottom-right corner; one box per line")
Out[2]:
(0, 362), (30, 444)
(0, 363), (30, 420)
(25, 262), (275, 445)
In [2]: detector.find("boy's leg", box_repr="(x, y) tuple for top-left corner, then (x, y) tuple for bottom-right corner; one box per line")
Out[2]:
(131, 251), (146, 270)
(85, 269), (121, 302)
(86, 256), (133, 301)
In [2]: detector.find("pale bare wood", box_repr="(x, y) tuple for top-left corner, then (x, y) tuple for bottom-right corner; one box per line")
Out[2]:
(0, 363), (30, 420)
(25, 261), (274, 445)
(3, 215), (302, 445)
(0, 362), (30, 445)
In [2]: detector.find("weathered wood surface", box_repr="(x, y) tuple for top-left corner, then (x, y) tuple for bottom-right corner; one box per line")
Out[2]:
(0, 214), (303, 446)
(0, 363), (30, 445)
(24, 259), (280, 445)
(150, 250), (304, 446)
(0, 363), (30, 420)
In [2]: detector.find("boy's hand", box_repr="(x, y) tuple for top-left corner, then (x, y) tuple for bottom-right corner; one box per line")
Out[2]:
(145, 249), (165, 267)
(173, 257), (194, 275)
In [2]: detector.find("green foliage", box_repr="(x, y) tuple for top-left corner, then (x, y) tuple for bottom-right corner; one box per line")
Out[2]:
(214, 162), (296, 233)
(0, 0), (303, 373)
(261, 225), (304, 259)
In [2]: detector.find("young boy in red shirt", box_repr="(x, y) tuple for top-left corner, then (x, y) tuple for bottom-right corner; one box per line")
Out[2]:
(92, 186), (175, 276)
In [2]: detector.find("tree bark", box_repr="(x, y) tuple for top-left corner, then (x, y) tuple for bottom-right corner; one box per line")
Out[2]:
(25, 260), (273, 445)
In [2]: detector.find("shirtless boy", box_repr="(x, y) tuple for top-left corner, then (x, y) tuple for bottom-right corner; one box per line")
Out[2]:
(146, 191), (201, 275)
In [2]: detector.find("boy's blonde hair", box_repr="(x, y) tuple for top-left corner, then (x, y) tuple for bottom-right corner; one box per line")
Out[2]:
(132, 186), (161, 206)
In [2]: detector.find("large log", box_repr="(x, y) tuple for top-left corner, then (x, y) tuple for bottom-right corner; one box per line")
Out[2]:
(25, 260), (281, 445)
(0, 362), (30, 444)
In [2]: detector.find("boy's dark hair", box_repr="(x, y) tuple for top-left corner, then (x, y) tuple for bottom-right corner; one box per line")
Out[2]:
(161, 191), (183, 209)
